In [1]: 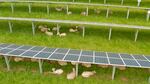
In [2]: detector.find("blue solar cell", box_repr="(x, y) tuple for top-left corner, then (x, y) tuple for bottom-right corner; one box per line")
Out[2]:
(18, 45), (33, 50)
(123, 59), (139, 67)
(64, 54), (79, 61)
(43, 48), (56, 53)
(95, 52), (106, 57)
(30, 46), (45, 51)
(8, 50), (25, 55)
(49, 53), (65, 60)
(95, 57), (109, 64)
(0, 49), (13, 54)
(82, 51), (93, 56)
(109, 58), (124, 65)
(132, 55), (147, 61)
(7, 45), (21, 49)
(107, 53), (120, 58)
(34, 52), (52, 58)
(21, 51), (38, 57)
(0, 44), (11, 48)
(68, 49), (81, 55)
(79, 56), (93, 63)
(55, 49), (69, 54)
(145, 56), (150, 61)
(137, 60), (150, 67)
(120, 54), (134, 59)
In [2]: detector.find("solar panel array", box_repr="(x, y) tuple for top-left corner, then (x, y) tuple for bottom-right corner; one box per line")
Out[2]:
(0, 43), (150, 68)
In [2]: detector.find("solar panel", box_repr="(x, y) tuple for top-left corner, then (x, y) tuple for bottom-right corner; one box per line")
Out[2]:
(64, 54), (79, 61)
(34, 52), (52, 58)
(0, 43), (150, 69)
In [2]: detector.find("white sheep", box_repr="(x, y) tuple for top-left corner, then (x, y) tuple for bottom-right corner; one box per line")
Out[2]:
(117, 66), (126, 70)
(52, 68), (63, 75)
(67, 68), (76, 80)
(59, 33), (67, 37)
(14, 57), (24, 62)
(67, 11), (72, 15)
(31, 58), (39, 62)
(81, 63), (91, 68)
(55, 7), (63, 12)
(81, 71), (96, 78)
(45, 31), (53, 36)
(58, 61), (67, 66)
(98, 64), (109, 68)
(71, 62), (78, 65)
(69, 28), (78, 33)
(81, 11), (87, 16)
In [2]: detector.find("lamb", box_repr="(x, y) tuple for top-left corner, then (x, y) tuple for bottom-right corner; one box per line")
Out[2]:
(14, 57), (24, 62)
(81, 63), (91, 68)
(58, 61), (67, 66)
(67, 68), (76, 80)
(59, 33), (67, 37)
(81, 11), (87, 16)
(45, 31), (53, 36)
(81, 71), (96, 78)
(52, 68), (63, 75)
(69, 28), (78, 33)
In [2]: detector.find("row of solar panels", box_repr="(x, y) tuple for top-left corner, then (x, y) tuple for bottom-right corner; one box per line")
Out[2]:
(0, 43), (150, 68)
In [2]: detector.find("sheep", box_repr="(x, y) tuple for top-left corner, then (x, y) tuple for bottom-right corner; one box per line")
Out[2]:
(58, 61), (67, 66)
(81, 71), (96, 78)
(81, 11), (87, 16)
(81, 63), (91, 68)
(69, 28), (78, 33)
(117, 66), (126, 70)
(94, 9), (101, 14)
(52, 68), (63, 75)
(31, 58), (39, 62)
(38, 25), (48, 33)
(98, 64), (109, 68)
(14, 57), (24, 62)
(71, 62), (78, 65)
(45, 31), (53, 36)
(52, 27), (58, 31)
(67, 68), (76, 80)
(55, 7), (63, 12)
(59, 33), (67, 37)
(67, 11), (72, 15)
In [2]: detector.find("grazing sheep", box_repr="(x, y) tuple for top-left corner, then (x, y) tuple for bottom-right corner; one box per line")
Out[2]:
(81, 63), (91, 68)
(31, 58), (39, 62)
(59, 33), (67, 37)
(52, 68), (63, 75)
(58, 61), (67, 66)
(71, 62), (78, 65)
(81, 71), (96, 78)
(55, 7), (63, 12)
(81, 11), (87, 16)
(98, 64), (109, 68)
(69, 28), (78, 33)
(117, 66), (126, 70)
(38, 25), (48, 33)
(14, 57), (24, 62)
(67, 68), (76, 80)
(52, 27), (58, 31)
(67, 11), (72, 15)
(45, 31), (53, 36)
(94, 9), (101, 14)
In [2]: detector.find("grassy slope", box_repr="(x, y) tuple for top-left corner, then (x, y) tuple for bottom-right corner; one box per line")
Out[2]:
(0, 0), (150, 84)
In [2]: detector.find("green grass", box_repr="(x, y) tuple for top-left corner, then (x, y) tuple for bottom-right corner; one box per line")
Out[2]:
(0, 0), (150, 84)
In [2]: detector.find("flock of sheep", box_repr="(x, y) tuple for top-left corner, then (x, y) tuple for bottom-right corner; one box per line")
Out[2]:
(12, 57), (126, 80)
(38, 24), (84, 37)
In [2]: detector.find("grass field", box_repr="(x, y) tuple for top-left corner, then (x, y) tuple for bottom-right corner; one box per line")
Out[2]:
(0, 0), (150, 84)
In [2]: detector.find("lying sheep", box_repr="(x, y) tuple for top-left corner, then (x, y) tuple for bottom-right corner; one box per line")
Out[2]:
(81, 71), (96, 78)
(14, 57), (24, 62)
(58, 61), (67, 66)
(52, 68), (63, 75)
(67, 11), (72, 15)
(55, 7), (63, 12)
(45, 31), (53, 36)
(81, 63), (91, 68)
(69, 28), (78, 33)
(59, 33), (67, 37)
(67, 68), (76, 80)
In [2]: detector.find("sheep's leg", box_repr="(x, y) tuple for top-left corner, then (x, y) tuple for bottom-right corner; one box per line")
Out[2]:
(38, 59), (43, 74)
(112, 66), (116, 80)
(4, 56), (11, 71)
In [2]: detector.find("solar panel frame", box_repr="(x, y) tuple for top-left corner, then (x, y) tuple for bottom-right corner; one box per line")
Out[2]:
(132, 54), (147, 61)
